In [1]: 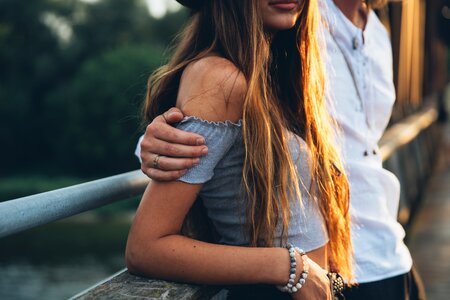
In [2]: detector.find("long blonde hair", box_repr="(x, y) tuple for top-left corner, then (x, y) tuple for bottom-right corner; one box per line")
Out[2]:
(144, 0), (352, 279)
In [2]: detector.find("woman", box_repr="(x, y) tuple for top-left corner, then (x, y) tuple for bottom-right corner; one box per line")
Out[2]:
(125, 0), (352, 298)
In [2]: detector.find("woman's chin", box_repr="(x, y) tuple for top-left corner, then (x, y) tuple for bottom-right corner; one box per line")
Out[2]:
(264, 20), (297, 32)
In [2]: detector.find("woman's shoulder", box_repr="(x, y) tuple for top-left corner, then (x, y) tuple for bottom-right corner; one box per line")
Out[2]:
(177, 55), (247, 123)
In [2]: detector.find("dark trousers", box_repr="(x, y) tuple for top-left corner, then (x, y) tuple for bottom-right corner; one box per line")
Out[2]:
(344, 266), (426, 300)
(226, 284), (291, 299)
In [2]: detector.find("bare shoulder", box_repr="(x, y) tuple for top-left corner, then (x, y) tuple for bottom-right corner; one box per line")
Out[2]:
(177, 55), (247, 123)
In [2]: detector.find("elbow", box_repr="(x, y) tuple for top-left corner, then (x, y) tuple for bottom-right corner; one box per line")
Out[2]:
(125, 243), (141, 275)
(125, 239), (154, 276)
(125, 237), (162, 278)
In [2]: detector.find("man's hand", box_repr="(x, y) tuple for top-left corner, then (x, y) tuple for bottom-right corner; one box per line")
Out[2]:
(292, 258), (332, 300)
(140, 108), (208, 181)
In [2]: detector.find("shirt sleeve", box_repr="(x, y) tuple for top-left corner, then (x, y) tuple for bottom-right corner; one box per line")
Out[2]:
(176, 116), (242, 184)
(135, 135), (144, 163)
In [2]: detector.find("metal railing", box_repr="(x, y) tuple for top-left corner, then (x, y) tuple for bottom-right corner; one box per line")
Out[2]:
(0, 170), (149, 238)
(378, 104), (438, 161)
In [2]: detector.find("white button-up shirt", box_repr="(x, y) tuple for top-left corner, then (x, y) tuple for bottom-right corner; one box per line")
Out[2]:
(321, 0), (412, 283)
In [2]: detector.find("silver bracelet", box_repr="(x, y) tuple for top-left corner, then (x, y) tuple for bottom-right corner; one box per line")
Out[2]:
(276, 244), (309, 293)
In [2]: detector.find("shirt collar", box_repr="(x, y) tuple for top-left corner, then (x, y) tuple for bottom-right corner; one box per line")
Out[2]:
(320, 0), (374, 51)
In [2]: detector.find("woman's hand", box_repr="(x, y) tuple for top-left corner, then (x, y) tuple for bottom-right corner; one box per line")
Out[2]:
(291, 257), (332, 300)
(140, 107), (208, 181)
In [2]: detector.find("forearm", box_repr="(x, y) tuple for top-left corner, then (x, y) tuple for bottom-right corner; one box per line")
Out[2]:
(126, 181), (314, 287)
(126, 234), (295, 285)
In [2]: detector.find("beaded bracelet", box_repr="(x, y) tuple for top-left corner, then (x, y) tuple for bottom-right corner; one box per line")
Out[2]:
(277, 244), (309, 294)
(294, 247), (309, 292)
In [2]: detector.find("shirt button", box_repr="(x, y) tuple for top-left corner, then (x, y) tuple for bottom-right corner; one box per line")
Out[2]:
(353, 37), (360, 50)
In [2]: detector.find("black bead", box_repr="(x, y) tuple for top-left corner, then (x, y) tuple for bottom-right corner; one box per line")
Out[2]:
(363, 150), (369, 156)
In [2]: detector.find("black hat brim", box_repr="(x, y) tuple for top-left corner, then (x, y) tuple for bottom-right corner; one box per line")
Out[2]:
(176, 0), (202, 10)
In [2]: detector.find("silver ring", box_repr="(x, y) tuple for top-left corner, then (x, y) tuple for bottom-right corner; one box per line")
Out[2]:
(153, 154), (161, 169)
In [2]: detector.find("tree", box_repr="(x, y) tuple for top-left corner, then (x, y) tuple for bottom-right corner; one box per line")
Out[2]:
(0, 0), (188, 176)
(45, 44), (164, 175)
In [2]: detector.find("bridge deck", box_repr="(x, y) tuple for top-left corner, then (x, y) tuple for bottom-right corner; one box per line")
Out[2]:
(409, 123), (450, 300)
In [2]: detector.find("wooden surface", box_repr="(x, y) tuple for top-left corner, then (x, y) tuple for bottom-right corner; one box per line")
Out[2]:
(71, 269), (222, 300)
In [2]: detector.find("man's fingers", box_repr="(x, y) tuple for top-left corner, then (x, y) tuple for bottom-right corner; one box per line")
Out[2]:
(145, 121), (206, 146)
(153, 123), (206, 146)
(143, 154), (200, 171)
(142, 167), (188, 182)
(163, 107), (184, 123)
(143, 139), (208, 158)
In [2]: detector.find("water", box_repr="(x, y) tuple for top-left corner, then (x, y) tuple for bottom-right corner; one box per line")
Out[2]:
(0, 215), (132, 300)
(0, 257), (123, 299)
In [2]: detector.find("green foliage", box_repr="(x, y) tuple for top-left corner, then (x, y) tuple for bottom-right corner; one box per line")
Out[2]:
(0, 214), (133, 263)
(0, 0), (188, 177)
(0, 175), (83, 202)
(45, 44), (164, 174)
(0, 0), (62, 173)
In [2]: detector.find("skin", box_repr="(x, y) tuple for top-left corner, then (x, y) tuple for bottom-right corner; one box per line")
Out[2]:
(263, 0), (304, 30)
(139, 108), (207, 181)
(333, 0), (369, 29)
(129, 0), (332, 298)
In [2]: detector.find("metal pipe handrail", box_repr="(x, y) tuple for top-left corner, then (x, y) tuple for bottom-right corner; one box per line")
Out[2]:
(379, 104), (438, 161)
(0, 103), (438, 238)
(0, 170), (149, 238)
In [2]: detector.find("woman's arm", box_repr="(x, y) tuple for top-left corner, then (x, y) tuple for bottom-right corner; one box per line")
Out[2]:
(128, 55), (293, 285)
(127, 56), (331, 297)
(126, 179), (331, 300)
(126, 180), (303, 285)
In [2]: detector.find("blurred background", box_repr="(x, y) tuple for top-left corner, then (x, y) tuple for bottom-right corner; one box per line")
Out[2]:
(0, 0), (187, 299)
(0, 0), (449, 299)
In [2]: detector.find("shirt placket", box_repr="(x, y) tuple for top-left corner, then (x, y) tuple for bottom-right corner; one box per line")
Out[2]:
(353, 33), (378, 156)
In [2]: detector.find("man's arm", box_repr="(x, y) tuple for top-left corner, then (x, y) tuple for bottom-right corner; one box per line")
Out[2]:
(139, 107), (208, 181)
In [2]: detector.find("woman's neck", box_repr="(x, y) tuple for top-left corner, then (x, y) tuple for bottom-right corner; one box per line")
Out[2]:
(333, 0), (369, 30)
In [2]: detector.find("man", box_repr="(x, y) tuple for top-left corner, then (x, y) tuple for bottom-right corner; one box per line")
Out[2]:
(136, 0), (426, 298)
